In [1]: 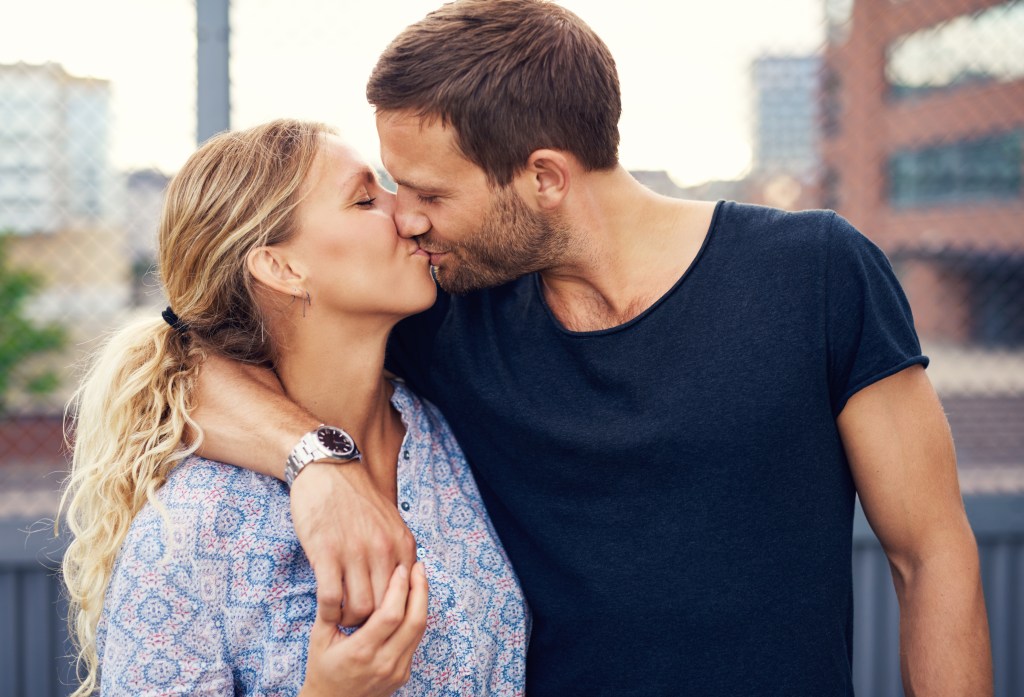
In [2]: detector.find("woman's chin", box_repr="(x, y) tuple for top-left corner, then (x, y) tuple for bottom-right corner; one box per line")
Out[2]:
(411, 284), (439, 314)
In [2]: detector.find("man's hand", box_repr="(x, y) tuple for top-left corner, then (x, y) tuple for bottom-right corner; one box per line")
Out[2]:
(291, 463), (418, 626)
(300, 563), (428, 697)
(192, 353), (418, 625)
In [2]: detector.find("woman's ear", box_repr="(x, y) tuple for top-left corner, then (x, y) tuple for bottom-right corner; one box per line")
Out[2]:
(516, 149), (571, 211)
(246, 246), (305, 297)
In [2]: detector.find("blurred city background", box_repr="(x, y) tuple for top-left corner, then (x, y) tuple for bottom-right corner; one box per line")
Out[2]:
(0, 0), (1021, 694)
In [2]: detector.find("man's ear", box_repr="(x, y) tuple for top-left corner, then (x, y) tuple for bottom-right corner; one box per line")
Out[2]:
(516, 149), (571, 211)
(246, 245), (305, 298)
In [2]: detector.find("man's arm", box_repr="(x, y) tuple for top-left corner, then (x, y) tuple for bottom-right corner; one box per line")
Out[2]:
(192, 353), (417, 626)
(838, 365), (992, 697)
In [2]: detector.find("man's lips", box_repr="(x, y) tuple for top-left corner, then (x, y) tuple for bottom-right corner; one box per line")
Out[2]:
(416, 248), (447, 265)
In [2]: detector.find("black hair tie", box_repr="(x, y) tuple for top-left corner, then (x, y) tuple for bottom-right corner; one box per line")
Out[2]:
(162, 306), (189, 334)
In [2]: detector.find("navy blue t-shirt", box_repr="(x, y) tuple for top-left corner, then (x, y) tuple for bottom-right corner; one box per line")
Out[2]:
(387, 201), (928, 696)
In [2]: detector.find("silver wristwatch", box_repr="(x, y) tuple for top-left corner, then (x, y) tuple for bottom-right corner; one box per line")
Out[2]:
(284, 425), (361, 488)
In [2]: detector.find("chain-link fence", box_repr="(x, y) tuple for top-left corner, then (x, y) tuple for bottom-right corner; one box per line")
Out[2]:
(0, 0), (1021, 694)
(0, 0), (196, 524)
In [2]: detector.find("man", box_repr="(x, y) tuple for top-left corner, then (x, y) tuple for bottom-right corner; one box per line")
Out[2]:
(196, 1), (992, 694)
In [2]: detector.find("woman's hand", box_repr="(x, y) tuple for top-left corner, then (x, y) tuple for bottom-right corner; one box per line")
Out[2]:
(300, 562), (429, 697)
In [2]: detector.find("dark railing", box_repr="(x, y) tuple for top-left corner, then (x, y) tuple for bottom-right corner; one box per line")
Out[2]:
(0, 520), (74, 697)
(2, 495), (1022, 696)
(851, 495), (1024, 697)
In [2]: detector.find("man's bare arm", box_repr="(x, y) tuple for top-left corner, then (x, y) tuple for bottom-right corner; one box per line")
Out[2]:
(193, 354), (417, 626)
(838, 365), (992, 697)
(191, 354), (317, 476)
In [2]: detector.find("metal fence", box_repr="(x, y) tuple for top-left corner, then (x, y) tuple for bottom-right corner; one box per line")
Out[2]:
(1, 0), (1022, 694)
(3, 498), (1022, 697)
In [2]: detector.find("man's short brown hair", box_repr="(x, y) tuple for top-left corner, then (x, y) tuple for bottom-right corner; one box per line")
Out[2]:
(366, 0), (621, 187)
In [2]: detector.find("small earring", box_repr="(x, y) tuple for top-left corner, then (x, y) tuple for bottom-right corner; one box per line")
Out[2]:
(302, 290), (312, 318)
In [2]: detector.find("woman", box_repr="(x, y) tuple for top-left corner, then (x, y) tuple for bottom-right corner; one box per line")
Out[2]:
(60, 120), (528, 696)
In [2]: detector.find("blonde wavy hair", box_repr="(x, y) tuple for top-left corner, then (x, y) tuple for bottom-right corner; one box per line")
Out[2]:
(58, 119), (333, 696)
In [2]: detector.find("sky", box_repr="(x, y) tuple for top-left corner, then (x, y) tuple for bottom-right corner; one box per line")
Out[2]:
(1, 0), (824, 186)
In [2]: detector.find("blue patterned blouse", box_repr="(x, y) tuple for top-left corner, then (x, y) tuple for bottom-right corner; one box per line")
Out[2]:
(97, 381), (529, 695)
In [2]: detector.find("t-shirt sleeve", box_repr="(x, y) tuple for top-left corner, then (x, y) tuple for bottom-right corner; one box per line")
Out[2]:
(825, 213), (929, 416)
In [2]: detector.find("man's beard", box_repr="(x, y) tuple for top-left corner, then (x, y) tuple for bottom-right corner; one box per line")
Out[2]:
(430, 186), (570, 295)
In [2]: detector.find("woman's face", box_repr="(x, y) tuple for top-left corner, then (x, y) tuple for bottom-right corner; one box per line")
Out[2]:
(288, 134), (436, 320)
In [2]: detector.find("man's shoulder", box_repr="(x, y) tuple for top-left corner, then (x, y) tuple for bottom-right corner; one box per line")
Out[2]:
(708, 201), (851, 274)
(719, 200), (838, 245)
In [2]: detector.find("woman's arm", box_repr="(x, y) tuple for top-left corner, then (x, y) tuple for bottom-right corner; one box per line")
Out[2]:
(98, 501), (235, 695)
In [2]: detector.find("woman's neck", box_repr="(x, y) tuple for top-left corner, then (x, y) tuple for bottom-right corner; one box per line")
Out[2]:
(272, 314), (404, 494)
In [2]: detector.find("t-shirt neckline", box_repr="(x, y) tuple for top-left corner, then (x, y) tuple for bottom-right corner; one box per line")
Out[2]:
(532, 199), (725, 338)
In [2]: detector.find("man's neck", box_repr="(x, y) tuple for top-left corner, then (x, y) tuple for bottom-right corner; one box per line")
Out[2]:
(539, 167), (716, 332)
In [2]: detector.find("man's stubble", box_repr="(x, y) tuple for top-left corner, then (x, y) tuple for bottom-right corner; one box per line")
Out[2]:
(430, 186), (572, 295)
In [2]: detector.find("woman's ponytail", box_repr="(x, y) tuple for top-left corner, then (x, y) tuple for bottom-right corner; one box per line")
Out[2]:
(59, 317), (201, 697)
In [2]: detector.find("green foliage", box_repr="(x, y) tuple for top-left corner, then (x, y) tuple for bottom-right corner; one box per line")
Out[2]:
(0, 232), (68, 413)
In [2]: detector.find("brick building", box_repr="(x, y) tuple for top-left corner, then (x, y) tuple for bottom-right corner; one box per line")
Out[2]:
(821, 0), (1024, 491)
(821, 0), (1024, 350)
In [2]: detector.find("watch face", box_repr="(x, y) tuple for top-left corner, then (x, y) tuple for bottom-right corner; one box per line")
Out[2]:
(317, 427), (356, 457)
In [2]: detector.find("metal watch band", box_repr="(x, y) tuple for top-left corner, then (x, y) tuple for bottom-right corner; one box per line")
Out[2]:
(284, 427), (360, 488)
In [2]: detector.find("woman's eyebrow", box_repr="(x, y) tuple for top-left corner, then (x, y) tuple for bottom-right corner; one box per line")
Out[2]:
(340, 168), (376, 197)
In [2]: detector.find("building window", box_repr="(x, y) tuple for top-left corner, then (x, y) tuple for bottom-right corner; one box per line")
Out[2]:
(886, 1), (1024, 99)
(821, 66), (842, 138)
(888, 132), (1022, 206)
(825, 0), (854, 43)
(822, 167), (841, 211)
(966, 258), (1024, 347)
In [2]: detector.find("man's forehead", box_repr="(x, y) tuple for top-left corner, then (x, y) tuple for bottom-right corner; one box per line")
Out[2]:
(377, 111), (480, 183)
(377, 109), (445, 133)
(378, 111), (462, 155)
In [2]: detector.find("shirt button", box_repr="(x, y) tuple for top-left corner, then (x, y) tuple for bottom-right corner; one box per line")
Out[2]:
(403, 450), (411, 460)
(400, 501), (411, 511)
(417, 546), (427, 557)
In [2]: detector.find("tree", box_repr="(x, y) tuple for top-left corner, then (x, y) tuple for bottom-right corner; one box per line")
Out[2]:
(0, 232), (67, 414)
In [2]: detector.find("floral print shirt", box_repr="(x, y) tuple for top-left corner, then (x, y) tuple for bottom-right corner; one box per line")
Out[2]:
(97, 381), (529, 695)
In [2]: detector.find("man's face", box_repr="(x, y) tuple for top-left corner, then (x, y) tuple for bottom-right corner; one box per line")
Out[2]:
(376, 110), (568, 294)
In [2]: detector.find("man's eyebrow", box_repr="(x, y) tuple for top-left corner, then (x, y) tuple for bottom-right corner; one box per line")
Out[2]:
(391, 175), (445, 194)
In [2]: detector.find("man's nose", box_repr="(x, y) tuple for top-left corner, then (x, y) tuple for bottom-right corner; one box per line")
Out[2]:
(377, 188), (397, 216)
(395, 200), (431, 239)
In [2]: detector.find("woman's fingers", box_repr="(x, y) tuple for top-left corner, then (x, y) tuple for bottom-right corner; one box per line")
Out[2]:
(385, 561), (429, 656)
(303, 564), (425, 697)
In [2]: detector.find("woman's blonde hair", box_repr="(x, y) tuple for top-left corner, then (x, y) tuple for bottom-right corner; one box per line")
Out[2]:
(58, 119), (333, 696)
